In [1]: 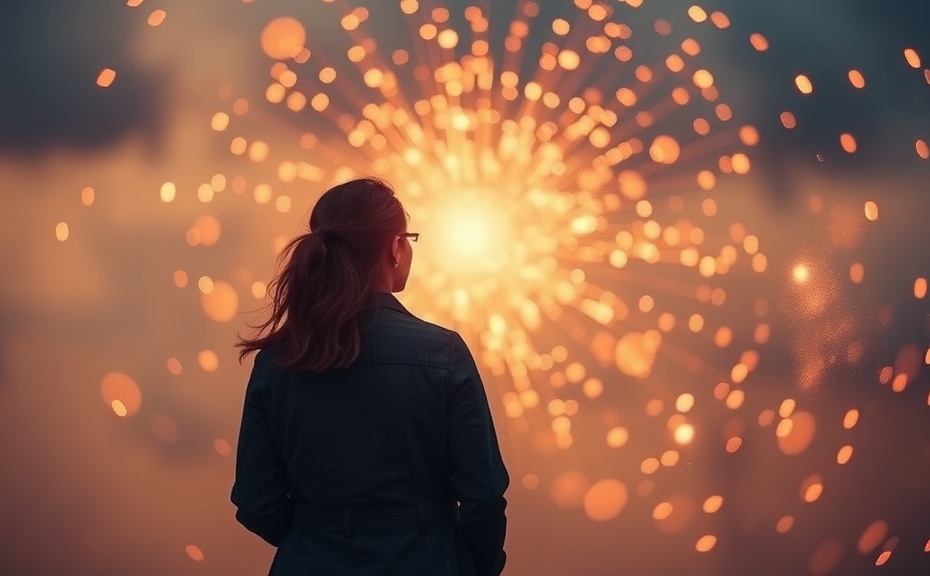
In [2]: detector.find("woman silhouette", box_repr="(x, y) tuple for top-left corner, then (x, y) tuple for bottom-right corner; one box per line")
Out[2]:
(232, 177), (509, 576)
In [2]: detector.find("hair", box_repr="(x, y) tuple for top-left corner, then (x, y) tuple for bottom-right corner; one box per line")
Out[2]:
(235, 177), (407, 373)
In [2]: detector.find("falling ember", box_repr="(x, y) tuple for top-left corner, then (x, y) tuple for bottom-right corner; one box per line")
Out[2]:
(213, 439), (232, 456)
(904, 48), (921, 69)
(836, 444), (853, 464)
(687, 6), (708, 22)
(695, 534), (717, 552)
(917, 139), (929, 159)
(96, 68), (116, 87)
(839, 133), (857, 153)
(863, 201), (879, 221)
(749, 32), (769, 51)
(780, 111), (797, 129)
(850, 263), (865, 284)
(148, 9), (166, 26)
(160, 182), (176, 203)
(848, 69), (866, 88)
(858, 520), (889, 554)
(81, 186), (95, 206)
(843, 409), (859, 429)
(55, 222), (69, 241)
(776, 515), (794, 533)
(915, 278), (928, 299)
(126, 0), (143, 7)
(801, 474), (824, 503)
(794, 74), (813, 94)
(185, 545), (205, 562)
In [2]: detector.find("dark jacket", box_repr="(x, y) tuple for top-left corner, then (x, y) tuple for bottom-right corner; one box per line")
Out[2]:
(231, 292), (509, 576)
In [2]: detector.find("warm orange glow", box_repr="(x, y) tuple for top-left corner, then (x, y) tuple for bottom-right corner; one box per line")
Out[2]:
(794, 74), (813, 94)
(211, 112), (230, 131)
(780, 111), (797, 129)
(695, 535), (717, 552)
(640, 457), (660, 474)
(583, 479), (628, 521)
(710, 11), (730, 28)
(836, 444), (853, 464)
(688, 6), (708, 23)
(201, 280), (239, 322)
(185, 545), (205, 562)
(777, 411), (816, 455)
(904, 48), (921, 68)
(96, 68), (116, 87)
(776, 515), (794, 533)
(843, 409), (859, 429)
(915, 277), (928, 299)
(198, 350), (219, 372)
(55, 222), (69, 241)
(848, 69), (866, 88)
(917, 139), (929, 159)
(702, 495), (723, 513)
(80, 186), (95, 206)
(850, 262), (865, 283)
(749, 33), (769, 51)
(214, 439), (232, 456)
(606, 426), (629, 447)
(857, 520), (888, 554)
(839, 133), (857, 153)
(261, 17), (306, 59)
(801, 474), (824, 503)
(147, 9), (166, 26)
(101, 372), (142, 417)
(692, 69), (714, 89)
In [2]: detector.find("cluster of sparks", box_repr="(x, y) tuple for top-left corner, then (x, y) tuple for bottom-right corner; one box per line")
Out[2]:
(58, 0), (930, 571)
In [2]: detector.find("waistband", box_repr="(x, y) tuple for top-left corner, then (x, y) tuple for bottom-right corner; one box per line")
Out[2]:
(294, 496), (458, 538)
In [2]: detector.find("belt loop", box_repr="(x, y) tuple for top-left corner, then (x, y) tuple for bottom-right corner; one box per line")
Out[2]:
(416, 500), (427, 533)
(342, 508), (355, 538)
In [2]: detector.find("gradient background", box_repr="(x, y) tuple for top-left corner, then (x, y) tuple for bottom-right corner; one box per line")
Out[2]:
(1, 1), (929, 575)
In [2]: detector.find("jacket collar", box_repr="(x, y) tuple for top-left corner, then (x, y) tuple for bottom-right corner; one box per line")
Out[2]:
(370, 291), (414, 317)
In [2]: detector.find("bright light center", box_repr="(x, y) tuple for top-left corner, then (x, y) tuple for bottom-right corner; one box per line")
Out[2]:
(446, 213), (490, 256)
(418, 189), (516, 278)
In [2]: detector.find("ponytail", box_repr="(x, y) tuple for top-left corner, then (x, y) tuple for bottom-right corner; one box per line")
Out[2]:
(235, 178), (406, 373)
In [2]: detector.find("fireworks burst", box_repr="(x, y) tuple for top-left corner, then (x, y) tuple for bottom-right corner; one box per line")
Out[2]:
(57, 0), (930, 571)
(191, 0), (774, 524)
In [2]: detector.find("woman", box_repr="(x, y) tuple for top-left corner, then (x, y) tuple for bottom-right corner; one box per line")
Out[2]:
(231, 177), (509, 576)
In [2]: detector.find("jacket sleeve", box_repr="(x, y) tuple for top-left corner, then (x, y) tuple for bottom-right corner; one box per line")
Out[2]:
(447, 332), (510, 576)
(230, 351), (294, 547)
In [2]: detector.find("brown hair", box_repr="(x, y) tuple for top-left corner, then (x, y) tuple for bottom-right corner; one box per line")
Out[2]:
(235, 177), (407, 372)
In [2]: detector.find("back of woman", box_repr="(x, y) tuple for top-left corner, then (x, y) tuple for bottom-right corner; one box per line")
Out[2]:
(230, 178), (509, 576)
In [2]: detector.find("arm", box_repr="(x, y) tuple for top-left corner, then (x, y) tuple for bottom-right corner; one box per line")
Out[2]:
(447, 332), (510, 576)
(230, 351), (294, 546)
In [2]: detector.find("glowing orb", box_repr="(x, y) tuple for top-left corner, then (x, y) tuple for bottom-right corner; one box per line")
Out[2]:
(260, 17), (305, 60)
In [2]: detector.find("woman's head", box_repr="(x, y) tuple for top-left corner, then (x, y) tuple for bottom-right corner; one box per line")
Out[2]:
(236, 177), (415, 372)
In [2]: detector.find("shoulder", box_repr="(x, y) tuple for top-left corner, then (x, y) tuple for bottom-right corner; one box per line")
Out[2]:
(364, 307), (463, 369)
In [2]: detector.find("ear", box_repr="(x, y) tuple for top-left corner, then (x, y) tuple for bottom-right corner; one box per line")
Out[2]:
(391, 235), (402, 264)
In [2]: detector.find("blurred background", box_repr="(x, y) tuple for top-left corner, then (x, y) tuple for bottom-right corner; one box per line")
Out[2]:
(1, 0), (929, 574)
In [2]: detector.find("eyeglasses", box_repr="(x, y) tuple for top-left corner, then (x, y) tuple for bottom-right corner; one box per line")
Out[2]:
(400, 232), (419, 242)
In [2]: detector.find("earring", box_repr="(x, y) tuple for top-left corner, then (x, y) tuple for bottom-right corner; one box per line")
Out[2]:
(394, 260), (399, 268)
